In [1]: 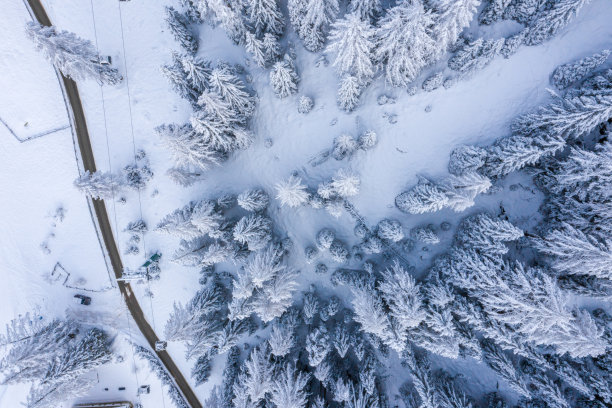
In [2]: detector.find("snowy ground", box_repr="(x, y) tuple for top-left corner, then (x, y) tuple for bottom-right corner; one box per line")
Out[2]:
(5, 0), (612, 406)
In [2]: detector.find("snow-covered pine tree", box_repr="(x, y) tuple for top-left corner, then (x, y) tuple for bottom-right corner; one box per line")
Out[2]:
(270, 364), (310, 408)
(513, 81), (612, 141)
(74, 170), (124, 200)
(28, 328), (114, 408)
(180, 54), (211, 92)
(232, 345), (274, 406)
(448, 144), (487, 175)
(263, 32), (282, 64)
(523, 0), (590, 46)
(479, 0), (512, 25)
(449, 250), (608, 357)
(442, 171), (492, 212)
(396, 180), (449, 214)
(246, 0), (284, 36)
(448, 37), (504, 76)
(330, 168), (360, 197)
(275, 175), (310, 207)
(293, 0), (340, 52)
(157, 123), (226, 172)
(198, 0), (247, 44)
(0, 317), (78, 385)
(270, 57), (299, 98)
(455, 213), (523, 254)
(534, 223), (612, 280)
(375, 0), (437, 87)
(164, 282), (224, 342)
(482, 341), (532, 398)
(233, 214), (273, 251)
(349, 0), (382, 21)
(337, 74), (362, 111)
(541, 143), (612, 201)
(306, 325), (331, 367)
(165, 6), (198, 54)
(245, 31), (267, 68)
(192, 353), (212, 386)
(268, 312), (297, 357)
(326, 12), (376, 83)
(25, 22), (122, 85)
(429, 0), (481, 54)
(378, 261), (425, 336)
(551, 49), (610, 89)
(376, 219), (404, 242)
(482, 133), (565, 178)
(237, 188), (269, 212)
(208, 66), (256, 118)
(161, 55), (199, 105)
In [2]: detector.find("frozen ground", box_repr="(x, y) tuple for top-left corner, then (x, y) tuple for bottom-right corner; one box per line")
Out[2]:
(5, 0), (612, 406)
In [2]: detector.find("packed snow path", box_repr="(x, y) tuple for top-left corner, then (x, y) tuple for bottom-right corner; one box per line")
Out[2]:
(24, 1), (202, 407)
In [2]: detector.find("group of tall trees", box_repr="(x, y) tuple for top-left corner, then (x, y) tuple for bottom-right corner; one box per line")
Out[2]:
(157, 188), (303, 386)
(0, 315), (114, 408)
(397, 64), (612, 214)
(158, 54), (256, 185)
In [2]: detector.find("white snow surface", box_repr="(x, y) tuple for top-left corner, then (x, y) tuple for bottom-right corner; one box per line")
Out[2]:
(1, 0), (611, 406)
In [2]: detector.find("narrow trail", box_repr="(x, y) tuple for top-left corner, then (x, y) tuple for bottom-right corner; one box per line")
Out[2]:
(24, 1), (202, 407)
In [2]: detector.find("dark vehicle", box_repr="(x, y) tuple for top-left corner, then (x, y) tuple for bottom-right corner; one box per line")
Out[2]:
(74, 294), (92, 305)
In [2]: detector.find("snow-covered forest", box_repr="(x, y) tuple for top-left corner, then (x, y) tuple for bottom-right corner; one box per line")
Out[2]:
(4, 0), (612, 407)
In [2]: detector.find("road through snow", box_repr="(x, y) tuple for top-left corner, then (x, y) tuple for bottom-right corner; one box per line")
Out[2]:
(23, 1), (203, 407)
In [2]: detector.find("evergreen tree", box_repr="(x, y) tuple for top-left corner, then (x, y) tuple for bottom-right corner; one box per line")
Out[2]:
(449, 250), (608, 357)
(430, 0), (481, 53)
(375, 0), (437, 87)
(165, 6), (198, 54)
(233, 214), (273, 251)
(483, 134), (565, 177)
(534, 223), (612, 280)
(237, 188), (270, 212)
(246, 0), (284, 36)
(270, 364), (310, 408)
(245, 31), (267, 67)
(198, 0), (247, 44)
(275, 175), (310, 207)
(551, 49), (610, 89)
(448, 38), (504, 76)
(270, 57), (299, 98)
(523, 0), (590, 46)
(74, 170), (124, 200)
(192, 353), (213, 386)
(25, 22), (122, 85)
(263, 32), (282, 63)
(157, 123), (226, 172)
(0, 317), (78, 385)
(396, 180), (449, 214)
(292, 0), (340, 52)
(448, 144), (486, 175)
(161, 56), (199, 105)
(326, 12), (376, 83)
(208, 66), (256, 118)
(180, 53), (211, 92)
(337, 74), (362, 111)
(513, 71), (612, 140)
(376, 219), (404, 242)
(378, 261), (425, 334)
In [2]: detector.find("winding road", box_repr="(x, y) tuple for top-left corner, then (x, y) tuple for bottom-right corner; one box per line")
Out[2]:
(25, 1), (202, 407)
